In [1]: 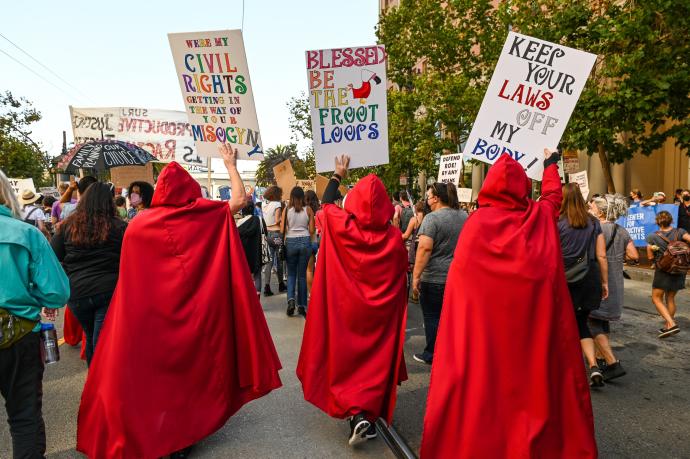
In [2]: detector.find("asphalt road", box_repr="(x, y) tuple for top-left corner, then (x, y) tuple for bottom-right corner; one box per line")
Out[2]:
(1, 278), (689, 458)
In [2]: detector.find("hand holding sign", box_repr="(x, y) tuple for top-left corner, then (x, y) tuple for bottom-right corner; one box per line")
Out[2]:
(335, 154), (351, 179)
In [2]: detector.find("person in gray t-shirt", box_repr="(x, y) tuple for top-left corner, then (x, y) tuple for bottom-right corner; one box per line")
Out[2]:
(412, 182), (467, 364)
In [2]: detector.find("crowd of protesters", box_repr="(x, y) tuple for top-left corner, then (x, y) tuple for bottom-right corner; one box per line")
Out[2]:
(2, 147), (690, 458)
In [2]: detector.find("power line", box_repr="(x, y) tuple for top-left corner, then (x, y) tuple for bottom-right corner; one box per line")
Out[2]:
(0, 32), (94, 102)
(0, 47), (81, 102)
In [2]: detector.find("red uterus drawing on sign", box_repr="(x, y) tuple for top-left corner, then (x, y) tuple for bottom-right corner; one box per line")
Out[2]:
(347, 69), (382, 104)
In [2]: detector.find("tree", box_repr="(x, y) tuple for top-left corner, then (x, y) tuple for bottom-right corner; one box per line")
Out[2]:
(507, 0), (690, 192)
(286, 93), (316, 178)
(254, 144), (311, 187)
(0, 91), (51, 186)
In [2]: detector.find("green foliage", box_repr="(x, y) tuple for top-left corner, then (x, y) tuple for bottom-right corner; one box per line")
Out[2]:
(254, 144), (312, 187)
(286, 92), (316, 179)
(0, 92), (51, 186)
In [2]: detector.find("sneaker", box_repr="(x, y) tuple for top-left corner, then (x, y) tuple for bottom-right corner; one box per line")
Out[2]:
(658, 325), (680, 339)
(348, 414), (370, 446)
(263, 285), (274, 297)
(589, 366), (604, 387)
(297, 306), (307, 318)
(287, 298), (296, 316)
(602, 361), (626, 382)
(413, 353), (432, 365)
(596, 358), (608, 370)
(365, 423), (377, 440)
(278, 281), (287, 293)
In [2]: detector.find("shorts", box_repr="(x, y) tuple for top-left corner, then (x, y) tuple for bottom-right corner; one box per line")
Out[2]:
(587, 317), (610, 336)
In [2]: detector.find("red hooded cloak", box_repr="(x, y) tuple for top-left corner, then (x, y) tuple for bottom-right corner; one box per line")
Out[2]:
(76, 162), (282, 459)
(421, 155), (597, 458)
(296, 175), (408, 423)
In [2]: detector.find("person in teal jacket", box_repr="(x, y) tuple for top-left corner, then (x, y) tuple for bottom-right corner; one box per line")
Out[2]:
(0, 168), (70, 459)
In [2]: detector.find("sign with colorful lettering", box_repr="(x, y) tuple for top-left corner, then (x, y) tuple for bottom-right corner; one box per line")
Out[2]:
(306, 45), (389, 172)
(617, 204), (679, 248)
(437, 154), (463, 186)
(168, 30), (263, 160)
(463, 32), (596, 180)
(69, 106), (205, 169)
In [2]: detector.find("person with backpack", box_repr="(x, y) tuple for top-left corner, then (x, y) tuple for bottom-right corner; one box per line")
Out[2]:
(559, 183), (609, 387)
(646, 210), (690, 338)
(19, 190), (48, 237)
(395, 191), (414, 229)
(589, 195), (639, 382)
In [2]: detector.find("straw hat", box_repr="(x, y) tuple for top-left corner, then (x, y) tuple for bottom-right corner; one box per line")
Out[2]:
(18, 189), (41, 206)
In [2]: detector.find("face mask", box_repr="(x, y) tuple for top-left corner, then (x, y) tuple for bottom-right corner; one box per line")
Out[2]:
(130, 193), (142, 207)
(683, 196), (690, 202)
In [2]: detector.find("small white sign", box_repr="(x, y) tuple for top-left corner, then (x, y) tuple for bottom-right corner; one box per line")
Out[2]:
(437, 154), (463, 186)
(569, 170), (589, 200)
(457, 188), (473, 203)
(463, 32), (596, 181)
(9, 178), (36, 196)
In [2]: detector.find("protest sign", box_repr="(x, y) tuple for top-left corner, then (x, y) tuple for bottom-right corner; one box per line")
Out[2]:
(296, 179), (315, 192)
(316, 174), (329, 200)
(568, 171), (589, 200)
(463, 32), (596, 180)
(110, 164), (155, 190)
(617, 204), (679, 248)
(437, 154), (463, 185)
(457, 188), (473, 203)
(9, 178), (36, 196)
(39, 187), (60, 199)
(168, 30), (263, 161)
(273, 160), (297, 194)
(562, 149), (580, 174)
(306, 45), (389, 172)
(70, 106), (205, 168)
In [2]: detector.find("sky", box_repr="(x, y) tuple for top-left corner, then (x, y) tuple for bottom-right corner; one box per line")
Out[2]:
(0, 0), (379, 158)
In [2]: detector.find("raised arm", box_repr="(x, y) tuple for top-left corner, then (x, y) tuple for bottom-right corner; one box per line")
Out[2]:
(323, 154), (351, 205)
(220, 144), (246, 214)
(539, 148), (563, 215)
(60, 177), (77, 204)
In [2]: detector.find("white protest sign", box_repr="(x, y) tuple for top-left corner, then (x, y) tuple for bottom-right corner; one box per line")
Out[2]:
(437, 154), (463, 185)
(168, 30), (263, 161)
(9, 178), (36, 196)
(463, 32), (596, 180)
(69, 106), (205, 168)
(306, 45), (389, 172)
(457, 188), (473, 203)
(569, 171), (590, 200)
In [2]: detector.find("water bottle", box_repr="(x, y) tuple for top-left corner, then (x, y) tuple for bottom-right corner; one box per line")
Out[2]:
(40, 323), (60, 364)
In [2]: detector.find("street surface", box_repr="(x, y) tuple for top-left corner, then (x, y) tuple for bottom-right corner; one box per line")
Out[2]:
(1, 278), (689, 458)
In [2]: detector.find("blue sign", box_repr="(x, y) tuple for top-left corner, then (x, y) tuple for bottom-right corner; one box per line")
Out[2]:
(616, 204), (680, 247)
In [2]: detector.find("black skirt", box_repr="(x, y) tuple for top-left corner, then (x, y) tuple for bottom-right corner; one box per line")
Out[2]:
(652, 269), (686, 292)
(568, 260), (602, 312)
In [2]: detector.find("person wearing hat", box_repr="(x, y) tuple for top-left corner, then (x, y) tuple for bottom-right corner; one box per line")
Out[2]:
(641, 191), (666, 207)
(19, 189), (48, 236)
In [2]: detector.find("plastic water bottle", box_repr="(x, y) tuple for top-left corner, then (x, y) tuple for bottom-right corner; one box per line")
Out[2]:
(40, 323), (60, 364)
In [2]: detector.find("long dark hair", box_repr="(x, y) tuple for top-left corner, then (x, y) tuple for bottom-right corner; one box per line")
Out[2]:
(428, 182), (459, 209)
(61, 182), (117, 245)
(305, 190), (320, 214)
(289, 186), (305, 212)
(560, 183), (591, 229)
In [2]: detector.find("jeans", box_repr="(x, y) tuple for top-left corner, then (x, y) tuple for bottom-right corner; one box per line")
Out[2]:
(68, 291), (113, 366)
(0, 332), (46, 459)
(286, 236), (311, 307)
(263, 231), (284, 287)
(419, 281), (446, 361)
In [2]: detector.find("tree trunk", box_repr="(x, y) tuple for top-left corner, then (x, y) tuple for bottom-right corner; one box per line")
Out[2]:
(597, 143), (616, 193)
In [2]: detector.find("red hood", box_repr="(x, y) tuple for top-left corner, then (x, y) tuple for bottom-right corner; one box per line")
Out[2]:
(478, 154), (532, 210)
(151, 162), (201, 207)
(344, 174), (393, 230)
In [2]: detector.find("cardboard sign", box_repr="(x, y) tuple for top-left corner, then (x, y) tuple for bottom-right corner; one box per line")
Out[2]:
(296, 179), (316, 192)
(9, 178), (36, 196)
(168, 30), (263, 161)
(463, 32), (596, 180)
(306, 45), (389, 172)
(69, 107), (204, 168)
(568, 171), (589, 200)
(437, 154), (463, 185)
(110, 163), (155, 190)
(315, 174), (329, 200)
(617, 204), (679, 248)
(457, 187), (473, 203)
(273, 160), (297, 193)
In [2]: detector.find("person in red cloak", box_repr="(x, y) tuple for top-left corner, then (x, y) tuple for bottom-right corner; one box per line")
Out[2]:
(76, 145), (282, 459)
(421, 150), (597, 458)
(297, 155), (408, 447)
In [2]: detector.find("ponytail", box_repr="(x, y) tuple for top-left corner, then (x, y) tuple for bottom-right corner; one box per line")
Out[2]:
(446, 183), (460, 210)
